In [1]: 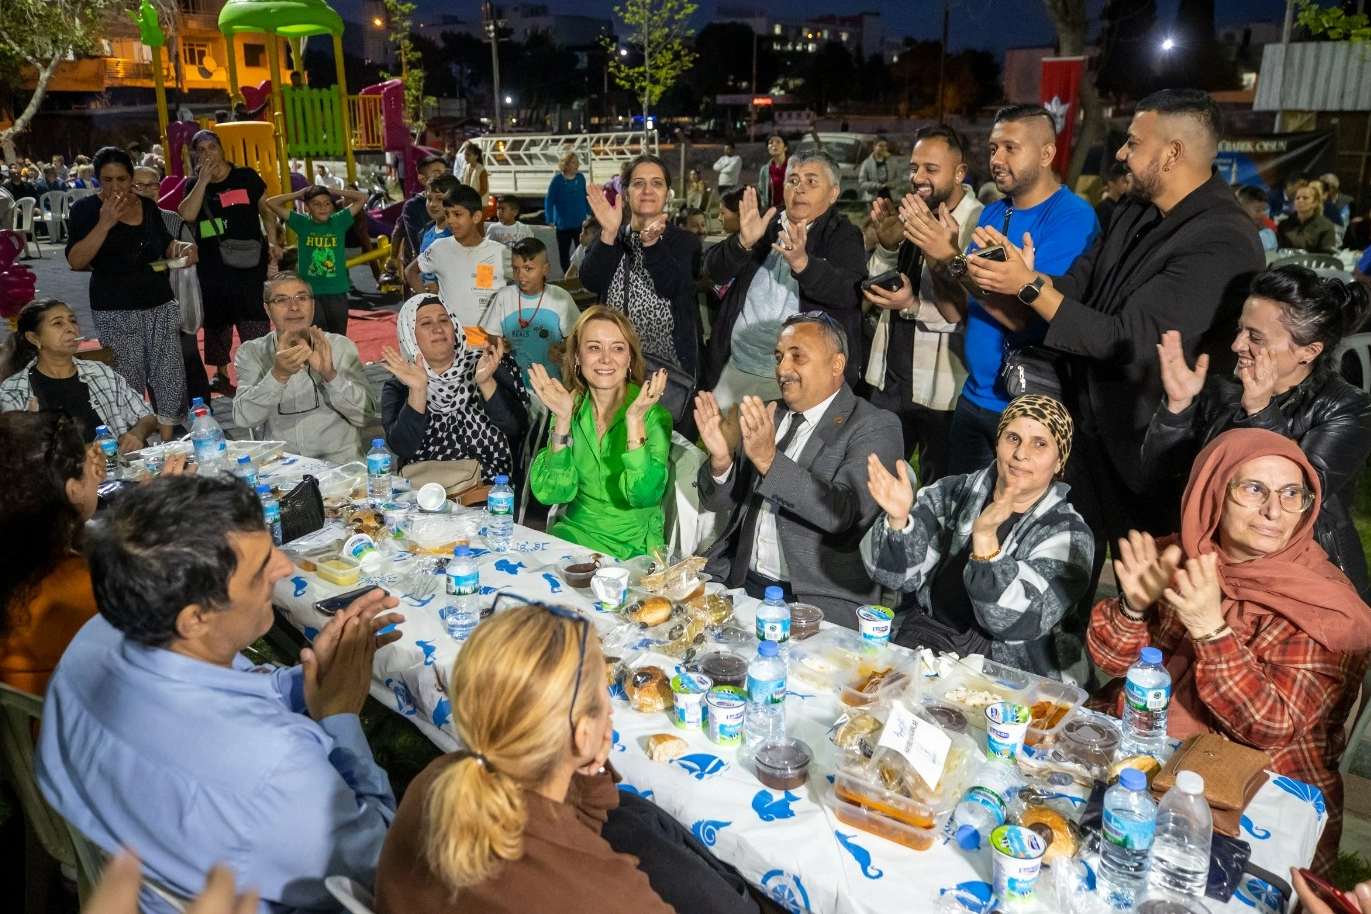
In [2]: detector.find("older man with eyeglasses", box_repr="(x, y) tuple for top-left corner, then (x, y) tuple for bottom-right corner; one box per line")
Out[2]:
(232, 271), (376, 463)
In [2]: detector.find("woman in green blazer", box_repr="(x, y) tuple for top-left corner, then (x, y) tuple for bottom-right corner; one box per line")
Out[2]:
(526, 306), (672, 559)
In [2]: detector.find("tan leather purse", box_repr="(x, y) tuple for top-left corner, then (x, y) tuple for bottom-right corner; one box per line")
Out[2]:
(1151, 733), (1271, 837)
(401, 459), (484, 502)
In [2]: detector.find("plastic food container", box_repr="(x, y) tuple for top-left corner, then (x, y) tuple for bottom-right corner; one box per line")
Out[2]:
(1025, 678), (1088, 746)
(705, 685), (746, 745)
(753, 739), (812, 790)
(671, 673), (712, 731)
(825, 786), (942, 851)
(832, 724), (979, 830)
(788, 627), (901, 700)
(789, 603), (824, 641)
(416, 482), (448, 512)
(557, 555), (601, 589)
(931, 659), (1083, 740)
(1052, 710), (1122, 770)
(316, 556), (361, 586)
(699, 650), (748, 689)
(841, 659), (918, 708)
(921, 699), (970, 734)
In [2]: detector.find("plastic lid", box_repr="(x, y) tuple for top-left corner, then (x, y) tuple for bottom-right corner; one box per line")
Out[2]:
(453, 545), (472, 557)
(1140, 646), (1163, 665)
(956, 824), (981, 851)
(372, 438), (385, 447)
(1119, 768), (1147, 792)
(237, 455), (251, 464)
(255, 484), (270, 495)
(193, 408), (207, 418)
(1175, 770), (1205, 795)
(191, 397), (204, 406)
(758, 640), (779, 657)
(96, 425), (110, 434)
(764, 585), (784, 601)
(494, 474), (509, 484)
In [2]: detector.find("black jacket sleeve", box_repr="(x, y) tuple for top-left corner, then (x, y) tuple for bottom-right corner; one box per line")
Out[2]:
(795, 215), (866, 316)
(380, 375), (428, 463)
(578, 235), (623, 298)
(483, 362), (529, 447)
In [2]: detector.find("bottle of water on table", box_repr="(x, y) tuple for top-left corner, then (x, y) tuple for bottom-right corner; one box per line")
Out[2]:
(1147, 771), (1212, 900)
(742, 640), (786, 754)
(190, 407), (227, 474)
(953, 755), (1023, 851)
(94, 425), (118, 475)
(1098, 768), (1158, 909)
(1120, 646), (1171, 762)
(256, 484), (282, 545)
(443, 545), (480, 642)
(367, 438), (393, 503)
(233, 454), (259, 490)
(487, 474), (514, 552)
(755, 586), (792, 660)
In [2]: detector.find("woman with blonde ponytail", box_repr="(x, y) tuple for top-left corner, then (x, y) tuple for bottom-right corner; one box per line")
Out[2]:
(373, 605), (675, 914)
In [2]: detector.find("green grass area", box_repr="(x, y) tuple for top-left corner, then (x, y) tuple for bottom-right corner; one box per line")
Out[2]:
(1336, 850), (1371, 891)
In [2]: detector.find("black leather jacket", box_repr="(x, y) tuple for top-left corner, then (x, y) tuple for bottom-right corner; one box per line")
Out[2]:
(1141, 370), (1371, 597)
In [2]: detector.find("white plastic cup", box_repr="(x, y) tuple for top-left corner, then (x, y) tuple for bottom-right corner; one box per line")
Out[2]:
(417, 482), (448, 512)
(990, 824), (1047, 908)
(856, 604), (894, 645)
(985, 701), (1031, 758)
(590, 566), (630, 610)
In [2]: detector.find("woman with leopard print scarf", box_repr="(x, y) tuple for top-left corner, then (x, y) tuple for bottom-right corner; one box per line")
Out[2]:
(379, 294), (529, 481)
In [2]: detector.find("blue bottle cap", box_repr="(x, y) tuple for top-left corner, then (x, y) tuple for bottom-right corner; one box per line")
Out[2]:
(191, 397), (204, 407)
(758, 640), (779, 657)
(1139, 646), (1163, 665)
(764, 585), (784, 601)
(494, 474), (509, 484)
(1119, 768), (1148, 792)
(955, 824), (981, 851)
(255, 484), (270, 495)
(453, 545), (471, 557)
(372, 438), (385, 447)
(96, 425), (110, 435)
(237, 455), (251, 464)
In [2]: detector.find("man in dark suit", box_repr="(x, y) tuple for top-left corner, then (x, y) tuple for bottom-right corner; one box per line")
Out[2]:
(965, 88), (1266, 614)
(694, 312), (904, 629)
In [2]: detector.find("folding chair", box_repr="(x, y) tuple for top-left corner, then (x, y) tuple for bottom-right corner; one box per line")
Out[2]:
(516, 397), (551, 525)
(1334, 332), (1371, 394)
(1272, 252), (1343, 271)
(65, 827), (191, 912)
(325, 875), (380, 914)
(10, 197), (40, 258)
(37, 191), (68, 243)
(661, 431), (726, 557)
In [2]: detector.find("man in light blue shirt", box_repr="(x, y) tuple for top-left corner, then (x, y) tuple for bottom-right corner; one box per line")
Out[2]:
(38, 475), (404, 913)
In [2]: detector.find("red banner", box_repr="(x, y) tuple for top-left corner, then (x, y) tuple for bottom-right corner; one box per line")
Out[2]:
(1040, 57), (1085, 178)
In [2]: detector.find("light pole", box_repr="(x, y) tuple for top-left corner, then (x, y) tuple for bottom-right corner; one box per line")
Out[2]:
(483, 2), (504, 128)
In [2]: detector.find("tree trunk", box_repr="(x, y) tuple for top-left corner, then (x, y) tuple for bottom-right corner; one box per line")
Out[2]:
(1041, 0), (1105, 186)
(1, 53), (62, 165)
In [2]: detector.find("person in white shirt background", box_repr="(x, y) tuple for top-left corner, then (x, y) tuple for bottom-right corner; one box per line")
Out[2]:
(485, 195), (535, 247)
(713, 142), (743, 192)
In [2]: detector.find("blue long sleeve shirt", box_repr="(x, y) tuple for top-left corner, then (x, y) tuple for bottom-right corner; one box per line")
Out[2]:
(544, 172), (589, 231)
(37, 615), (395, 913)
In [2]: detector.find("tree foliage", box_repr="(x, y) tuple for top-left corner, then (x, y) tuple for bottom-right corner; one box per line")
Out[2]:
(602, 0), (698, 120)
(379, 0), (434, 141)
(0, 0), (135, 162)
(1297, 0), (1371, 41)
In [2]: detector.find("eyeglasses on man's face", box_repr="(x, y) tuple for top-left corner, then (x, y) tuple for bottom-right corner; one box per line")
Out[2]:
(268, 291), (315, 308)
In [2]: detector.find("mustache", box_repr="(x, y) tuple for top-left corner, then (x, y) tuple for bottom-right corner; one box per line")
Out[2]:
(778, 374), (801, 385)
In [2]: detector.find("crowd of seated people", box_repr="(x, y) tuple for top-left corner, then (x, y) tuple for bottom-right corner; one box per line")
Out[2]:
(4, 86), (1371, 908)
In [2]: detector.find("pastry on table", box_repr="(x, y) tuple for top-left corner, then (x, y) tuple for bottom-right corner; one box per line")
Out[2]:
(645, 733), (689, 762)
(1018, 804), (1079, 862)
(628, 596), (673, 627)
(625, 665), (672, 713)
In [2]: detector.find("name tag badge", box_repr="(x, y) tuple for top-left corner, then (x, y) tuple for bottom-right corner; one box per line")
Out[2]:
(475, 263), (496, 289)
(199, 219), (220, 238)
(218, 188), (250, 207)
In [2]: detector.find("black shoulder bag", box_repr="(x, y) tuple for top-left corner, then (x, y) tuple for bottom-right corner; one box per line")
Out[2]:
(991, 203), (1068, 402)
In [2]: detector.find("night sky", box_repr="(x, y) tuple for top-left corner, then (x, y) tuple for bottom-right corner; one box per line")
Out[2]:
(329, 0), (1293, 57)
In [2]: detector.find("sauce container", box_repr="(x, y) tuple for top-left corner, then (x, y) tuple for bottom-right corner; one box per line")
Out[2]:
(699, 651), (748, 689)
(789, 603), (824, 641)
(316, 556), (361, 586)
(754, 739), (812, 790)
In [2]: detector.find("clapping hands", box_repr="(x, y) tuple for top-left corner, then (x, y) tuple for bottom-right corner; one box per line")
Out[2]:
(867, 454), (915, 530)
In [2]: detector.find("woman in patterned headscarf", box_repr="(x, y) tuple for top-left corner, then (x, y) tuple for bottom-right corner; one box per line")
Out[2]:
(379, 294), (529, 481)
(861, 394), (1095, 681)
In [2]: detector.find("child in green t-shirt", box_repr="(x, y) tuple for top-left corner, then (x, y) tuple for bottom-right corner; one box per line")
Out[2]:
(264, 184), (368, 335)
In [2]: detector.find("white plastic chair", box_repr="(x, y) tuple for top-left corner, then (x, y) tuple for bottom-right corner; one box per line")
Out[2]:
(1334, 332), (1371, 394)
(662, 431), (726, 557)
(10, 197), (40, 258)
(516, 397), (551, 525)
(64, 827), (190, 912)
(325, 875), (379, 914)
(37, 190), (69, 243)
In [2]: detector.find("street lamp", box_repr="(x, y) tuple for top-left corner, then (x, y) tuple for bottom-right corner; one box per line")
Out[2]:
(1161, 37), (1175, 51)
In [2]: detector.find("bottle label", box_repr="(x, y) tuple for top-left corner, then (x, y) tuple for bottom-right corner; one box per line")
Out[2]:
(1103, 808), (1155, 851)
(446, 570), (479, 596)
(1125, 678), (1171, 712)
(367, 453), (392, 475)
(263, 504), (280, 525)
(964, 785), (1008, 824)
(756, 616), (791, 644)
(488, 492), (514, 516)
(746, 673), (785, 705)
(98, 440), (117, 457)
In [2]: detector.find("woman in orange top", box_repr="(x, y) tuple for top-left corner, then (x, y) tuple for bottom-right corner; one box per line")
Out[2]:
(0, 412), (103, 694)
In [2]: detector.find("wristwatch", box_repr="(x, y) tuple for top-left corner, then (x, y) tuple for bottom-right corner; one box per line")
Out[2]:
(550, 432), (574, 448)
(944, 254), (969, 279)
(1017, 276), (1046, 304)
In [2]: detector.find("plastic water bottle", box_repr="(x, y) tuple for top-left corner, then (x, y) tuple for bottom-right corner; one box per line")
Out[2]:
(367, 439), (393, 503)
(755, 586), (792, 660)
(256, 484), (282, 545)
(94, 425), (118, 475)
(233, 454), (259, 490)
(486, 474), (514, 552)
(742, 640), (787, 754)
(1098, 768), (1158, 909)
(953, 756), (1024, 851)
(190, 407), (227, 473)
(1119, 646), (1172, 762)
(442, 545), (480, 642)
(1147, 771), (1212, 900)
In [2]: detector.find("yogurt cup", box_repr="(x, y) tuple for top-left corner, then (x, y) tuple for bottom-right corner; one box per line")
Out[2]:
(671, 672), (713, 731)
(985, 701), (1032, 758)
(990, 824), (1047, 908)
(705, 685), (746, 745)
(856, 604), (894, 646)
(416, 482), (448, 512)
(343, 533), (378, 562)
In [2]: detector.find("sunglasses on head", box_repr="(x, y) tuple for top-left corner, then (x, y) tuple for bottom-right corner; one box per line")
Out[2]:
(489, 592), (591, 736)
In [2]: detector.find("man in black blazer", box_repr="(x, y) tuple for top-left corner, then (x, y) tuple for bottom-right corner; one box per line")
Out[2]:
(694, 313), (904, 629)
(965, 88), (1266, 611)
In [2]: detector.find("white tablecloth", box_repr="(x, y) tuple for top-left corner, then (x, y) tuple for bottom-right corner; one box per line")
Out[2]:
(271, 517), (1324, 914)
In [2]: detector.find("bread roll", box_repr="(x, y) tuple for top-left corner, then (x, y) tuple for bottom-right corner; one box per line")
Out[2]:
(1019, 805), (1078, 862)
(626, 666), (672, 713)
(630, 596), (673, 627)
(646, 733), (689, 762)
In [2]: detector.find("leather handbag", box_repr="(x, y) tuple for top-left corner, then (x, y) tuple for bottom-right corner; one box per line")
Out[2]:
(279, 474), (326, 544)
(1151, 733), (1272, 837)
(401, 459), (482, 498)
(644, 351), (696, 427)
(999, 345), (1067, 401)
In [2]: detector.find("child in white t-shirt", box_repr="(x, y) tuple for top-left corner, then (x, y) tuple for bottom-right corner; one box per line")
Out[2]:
(412, 184), (511, 327)
(480, 237), (577, 380)
(564, 215), (599, 280)
(484, 195), (534, 247)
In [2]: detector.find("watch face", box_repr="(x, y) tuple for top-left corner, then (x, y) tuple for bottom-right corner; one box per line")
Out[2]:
(1018, 280), (1042, 304)
(947, 256), (967, 278)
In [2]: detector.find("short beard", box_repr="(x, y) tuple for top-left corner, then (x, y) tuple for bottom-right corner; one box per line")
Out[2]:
(1001, 163), (1040, 201)
(1128, 163), (1163, 202)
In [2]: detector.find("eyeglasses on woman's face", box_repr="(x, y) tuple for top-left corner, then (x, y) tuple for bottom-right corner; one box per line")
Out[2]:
(1227, 478), (1314, 514)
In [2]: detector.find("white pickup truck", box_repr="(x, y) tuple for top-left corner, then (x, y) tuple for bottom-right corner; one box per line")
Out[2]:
(471, 130), (660, 203)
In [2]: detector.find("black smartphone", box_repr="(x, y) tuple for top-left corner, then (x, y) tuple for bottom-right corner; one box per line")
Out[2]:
(861, 269), (904, 294)
(1296, 869), (1360, 914)
(313, 586), (387, 616)
(974, 245), (1008, 262)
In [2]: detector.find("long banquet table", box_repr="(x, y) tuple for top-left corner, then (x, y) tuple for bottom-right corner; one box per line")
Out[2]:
(263, 460), (1324, 914)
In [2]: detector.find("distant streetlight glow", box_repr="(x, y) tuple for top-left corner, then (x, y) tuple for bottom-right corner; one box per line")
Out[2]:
(373, 16), (383, 27)
(504, 95), (512, 104)
(1161, 37), (1175, 51)
(620, 48), (628, 56)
